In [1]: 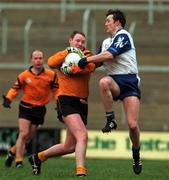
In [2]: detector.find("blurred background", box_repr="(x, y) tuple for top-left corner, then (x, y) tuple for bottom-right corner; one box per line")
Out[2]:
(0, 0), (169, 154)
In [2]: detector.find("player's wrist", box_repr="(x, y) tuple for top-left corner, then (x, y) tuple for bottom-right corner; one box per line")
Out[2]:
(78, 57), (88, 68)
(2, 95), (11, 108)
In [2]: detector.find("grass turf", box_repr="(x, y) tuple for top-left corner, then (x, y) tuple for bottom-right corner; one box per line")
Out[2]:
(0, 156), (168, 180)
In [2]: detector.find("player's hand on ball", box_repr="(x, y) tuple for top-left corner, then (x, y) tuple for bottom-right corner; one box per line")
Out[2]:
(66, 47), (79, 53)
(60, 63), (72, 75)
(66, 47), (84, 58)
(78, 57), (88, 68)
(2, 95), (11, 108)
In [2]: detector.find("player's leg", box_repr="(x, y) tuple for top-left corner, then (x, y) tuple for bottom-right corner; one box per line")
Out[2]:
(43, 128), (76, 157)
(29, 96), (87, 176)
(28, 124), (38, 141)
(28, 128), (76, 175)
(99, 76), (119, 133)
(123, 96), (142, 174)
(15, 118), (32, 168)
(25, 124), (38, 156)
(64, 114), (88, 177)
(4, 145), (16, 167)
(4, 124), (37, 168)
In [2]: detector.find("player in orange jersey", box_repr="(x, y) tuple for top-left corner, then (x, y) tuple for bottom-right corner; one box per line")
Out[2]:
(2, 50), (58, 168)
(28, 31), (96, 177)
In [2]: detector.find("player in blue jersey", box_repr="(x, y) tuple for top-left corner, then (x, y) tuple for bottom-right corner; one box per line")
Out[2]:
(78, 9), (142, 175)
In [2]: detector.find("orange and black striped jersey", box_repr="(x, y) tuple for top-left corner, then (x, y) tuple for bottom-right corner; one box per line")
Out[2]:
(48, 48), (96, 99)
(6, 66), (58, 106)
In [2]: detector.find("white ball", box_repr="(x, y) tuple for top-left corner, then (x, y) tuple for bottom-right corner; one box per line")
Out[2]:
(64, 52), (81, 67)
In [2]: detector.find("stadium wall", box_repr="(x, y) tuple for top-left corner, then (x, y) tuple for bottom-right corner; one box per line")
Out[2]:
(1, 128), (168, 160)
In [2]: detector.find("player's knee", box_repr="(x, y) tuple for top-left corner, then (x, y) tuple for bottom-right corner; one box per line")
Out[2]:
(68, 146), (75, 153)
(25, 136), (32, 143)
(128, 121), (138, 132)
(99, 78), (110, 90)
(19, 130), (29, 141)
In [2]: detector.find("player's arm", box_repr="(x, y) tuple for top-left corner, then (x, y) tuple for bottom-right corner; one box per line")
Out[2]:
(76, 48), (96, 73)
(61, 62), (96, 75)
(48, 47), (82, 69)
(48, 49), (68, 69)
(78, 33), (131, 68)
(61, 48), (96, 75)
(50, 72), (59, 101)
(70, 63), (96, 74)
(2, 77), (22, 108)
(79, 45), (113, 66)
(78, 51), (113, 68)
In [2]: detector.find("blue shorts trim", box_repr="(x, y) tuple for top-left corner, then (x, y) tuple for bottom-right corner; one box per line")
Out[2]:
(109, 74), (141, 101)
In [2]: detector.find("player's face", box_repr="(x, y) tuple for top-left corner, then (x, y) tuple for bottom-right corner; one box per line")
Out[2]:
(31, 51), (44, 69)
(105, 14), (117, 35)
(69, 33), (85, 51)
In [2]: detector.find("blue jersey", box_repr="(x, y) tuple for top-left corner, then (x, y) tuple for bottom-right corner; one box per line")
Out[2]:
(100, 29), (138, 75)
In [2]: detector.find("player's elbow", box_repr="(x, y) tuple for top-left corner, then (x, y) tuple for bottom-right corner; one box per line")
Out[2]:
(48, 57), (56, 69)
(105, 51), (114, 60)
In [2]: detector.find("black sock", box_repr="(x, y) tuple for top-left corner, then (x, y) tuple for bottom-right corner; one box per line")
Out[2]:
(9, 151), (15, 157)
(106, 111), (115, 122)
(132, 146), (140, 158)
(16, 161), (22, 165)
(35, 154), (41, 163)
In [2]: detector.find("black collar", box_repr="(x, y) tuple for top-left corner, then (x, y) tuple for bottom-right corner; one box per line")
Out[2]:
(29, 66), (45, 75)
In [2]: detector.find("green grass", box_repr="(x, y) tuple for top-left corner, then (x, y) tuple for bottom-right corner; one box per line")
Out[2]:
(0, 156), (168, 180)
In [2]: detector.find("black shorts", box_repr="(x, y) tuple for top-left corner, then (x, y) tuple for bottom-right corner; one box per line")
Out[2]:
(56, 95), (88, 125)
(18, 101), (46, 125)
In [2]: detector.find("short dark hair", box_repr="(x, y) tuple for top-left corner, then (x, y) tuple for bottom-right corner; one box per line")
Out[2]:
(70, 30), (85, 39)
(106, 9), (126, 28)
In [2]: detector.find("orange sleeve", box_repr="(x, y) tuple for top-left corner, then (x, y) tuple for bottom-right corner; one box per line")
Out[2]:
(51, 72), (59, 101)
(6, 77), (22, 101)
(6, 88), (20, 102)
(70, 48), (96, 74)
(70, 63), (96, 74)
(48, 49), (68, 69)
(83, 49), (93, 57)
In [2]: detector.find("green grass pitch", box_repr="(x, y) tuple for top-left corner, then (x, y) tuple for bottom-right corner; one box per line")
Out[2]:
(0, 156), (168, 179)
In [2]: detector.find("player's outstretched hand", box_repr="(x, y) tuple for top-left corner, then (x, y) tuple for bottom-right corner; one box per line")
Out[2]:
(78, 57), (88, 68)
(2, 95), (11, 108)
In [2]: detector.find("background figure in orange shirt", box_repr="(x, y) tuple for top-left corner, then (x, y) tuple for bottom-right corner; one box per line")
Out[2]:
(2, 50), (58, 168)
(28, 31), (96, 177)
